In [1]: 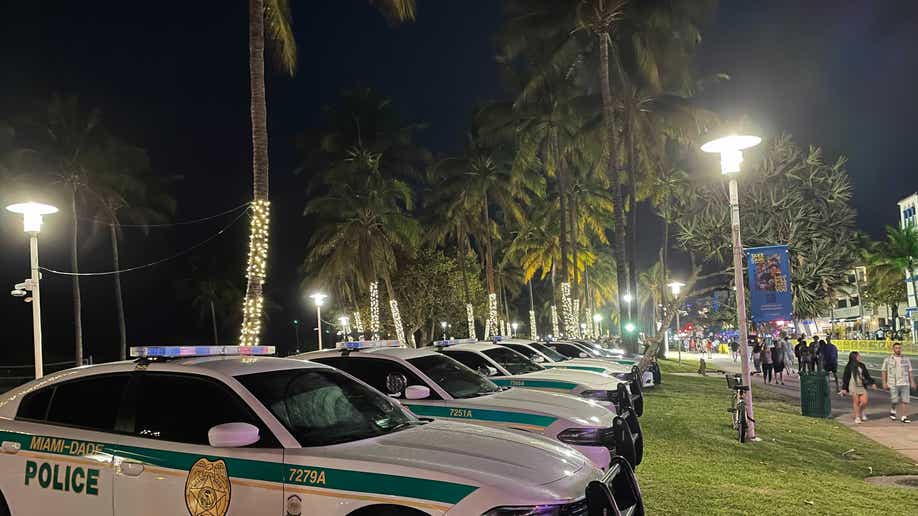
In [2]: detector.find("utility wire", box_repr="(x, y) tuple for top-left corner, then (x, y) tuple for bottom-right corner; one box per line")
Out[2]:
(80, 202), (251, 228)
(41, 206), (251, 277)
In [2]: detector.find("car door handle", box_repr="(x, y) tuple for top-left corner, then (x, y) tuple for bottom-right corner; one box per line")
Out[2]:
(1, 441), (21, 454)
(120, 461), (144, 477)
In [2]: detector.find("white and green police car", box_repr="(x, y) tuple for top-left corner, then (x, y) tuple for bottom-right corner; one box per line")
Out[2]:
(549, 341), (661, 387)
(0, 346), (644, 516)
(298, 341), (642, 470)
(495, 339), (654, 389)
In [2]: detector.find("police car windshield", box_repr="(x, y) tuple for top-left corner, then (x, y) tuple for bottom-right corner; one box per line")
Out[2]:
(237, 369), (415, 447)
(482, 347), (544, 375)
(529, 342), (569, 362)
(408, 355), (500, 399)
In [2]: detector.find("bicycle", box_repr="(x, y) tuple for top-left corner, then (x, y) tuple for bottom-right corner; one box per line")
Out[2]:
(726, 373), (751, 443)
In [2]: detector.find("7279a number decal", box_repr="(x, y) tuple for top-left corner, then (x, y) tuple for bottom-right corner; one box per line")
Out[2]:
(288, 467), (327, 485)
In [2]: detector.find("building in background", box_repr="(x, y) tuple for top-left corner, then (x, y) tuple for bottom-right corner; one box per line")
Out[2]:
(898, 193), (918, 342)
(821, 266), (909, 339)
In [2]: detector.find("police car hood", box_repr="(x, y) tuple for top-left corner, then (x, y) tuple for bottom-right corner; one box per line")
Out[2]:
(460, 388), (615, 428)
(503, 368), (625, 390)
(304, 420), (588, 488)
(550, 358), (632, 375)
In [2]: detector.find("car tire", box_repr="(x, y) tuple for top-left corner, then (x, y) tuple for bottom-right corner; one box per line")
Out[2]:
(0, 490), (11, 516)
(349, 504), (428, 516)
(612, 416), (638, 469)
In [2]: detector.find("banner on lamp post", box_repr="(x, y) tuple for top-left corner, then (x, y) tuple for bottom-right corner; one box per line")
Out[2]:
(745, 245), (793, 323)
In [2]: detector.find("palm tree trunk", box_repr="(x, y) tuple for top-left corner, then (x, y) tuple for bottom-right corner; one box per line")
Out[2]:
(482, 200), (496, 295)
(556, 135), (571, 287)
(528, 280), (535, 312)
(599, 36), (630, 347)
(210, 300), (219, 345)
(70, 186), (83, 365)
(240, 0), (270, 346)
(109, 225), (127, 360)
(570, 192), (579, 300)
(457, 231), (471, 304)
(627, 113), (639, 307)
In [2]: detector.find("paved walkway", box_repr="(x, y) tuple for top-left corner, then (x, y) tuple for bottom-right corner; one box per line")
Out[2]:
(677, 352), (918, 462)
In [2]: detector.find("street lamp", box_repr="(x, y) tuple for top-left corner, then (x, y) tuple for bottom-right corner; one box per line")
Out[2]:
(293, 319), (301, 351)
(511, 322), (519, 337)
(668, 281), (686, 365)
(702, 133), (761, 440)
(624, 322), (636, 333)
(593, 313), (603, 337)
(309, 293), (327, 350)
(440, 320), (448, 340)
(6, 201), (58, 379)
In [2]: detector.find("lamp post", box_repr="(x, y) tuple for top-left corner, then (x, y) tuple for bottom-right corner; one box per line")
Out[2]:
(622, 292), (633, 320)
(440, 320), (448, 340)
(6, 202), (58, 379)
(701, 134), (761, 440)
(309, 293), (327, 350)
(593, 313), (603, 337)
(293, 320), (301, 351)
(511, 322), (519, 337)
(668, 281), (686, 364)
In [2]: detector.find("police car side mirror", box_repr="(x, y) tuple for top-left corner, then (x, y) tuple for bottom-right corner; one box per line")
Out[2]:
(404, 385), (430, 400)
(579, 352), (589, 358)
(531, 355), (545, 363)
(208, 422), (260, 448)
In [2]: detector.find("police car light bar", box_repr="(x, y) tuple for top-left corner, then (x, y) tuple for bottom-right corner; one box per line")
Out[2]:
(432, 338), (477, 347)
(491, 335), (504, 342)
(338, 340), (401, 350)
(129, 345), (276, 358)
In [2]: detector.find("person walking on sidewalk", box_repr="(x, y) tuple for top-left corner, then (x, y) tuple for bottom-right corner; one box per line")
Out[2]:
(841, 351), (878, 424)
(882, 343), (915, 424)
(752, 337), (762, 375)
(822, 336), (839, 391)
(812, 336), (824, 372)
(782, 333), (796, 375)
(730, 340), (739, 362)
(773, 336), (787, 385)
(761, 339), (774, 384)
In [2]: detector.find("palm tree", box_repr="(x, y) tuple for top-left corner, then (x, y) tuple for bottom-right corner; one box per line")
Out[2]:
(84, 140), (176, 359)
(304, 155), (420, 344)
(20, 95), (106, 366)
(240, 0), (297, 346)
(434, 133), (542, 335)
(370, 0), (417, 24)
(878, 223), (918, 313)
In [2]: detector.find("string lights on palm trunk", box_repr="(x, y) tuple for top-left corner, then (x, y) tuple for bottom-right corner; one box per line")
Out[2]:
(487, 293), (498, 338)
(466, 303), (477, 340)
(353, 311), (364, 339)
(551, 305), (560, 338)
(529, 310), (537, 340)
(240, 200), (270, 346)
(369, 281), (380, 340)
(560, 282), (574, 338)
(390, 298), (406, 346)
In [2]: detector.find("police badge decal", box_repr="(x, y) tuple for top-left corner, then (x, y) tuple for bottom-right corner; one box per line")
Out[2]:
(185, 458), (231, 516)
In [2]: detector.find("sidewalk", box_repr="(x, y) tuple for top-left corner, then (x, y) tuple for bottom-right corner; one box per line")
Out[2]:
(682, 352), (918, 462)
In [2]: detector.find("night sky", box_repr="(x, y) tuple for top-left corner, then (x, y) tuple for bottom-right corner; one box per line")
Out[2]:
(1, 1), (915, 367)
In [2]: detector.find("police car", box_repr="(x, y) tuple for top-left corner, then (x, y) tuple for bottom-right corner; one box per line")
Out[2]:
(548, 341), (661, 387)
(298, 341), (643, 470)
(494, 339), (654, 388)
(0, 346), (645, 516)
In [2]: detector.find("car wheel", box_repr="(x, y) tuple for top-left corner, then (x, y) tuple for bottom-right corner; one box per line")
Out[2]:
(349, 504), (428, 516)
(612, 416), (638, 469)
(0, 490), (11, 516)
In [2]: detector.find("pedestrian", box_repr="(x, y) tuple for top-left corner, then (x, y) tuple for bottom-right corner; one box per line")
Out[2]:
(761, 339), (774, 384)
(794, 336), (806, 372)
(811, 336), (823, 372)
(752, 338), (762, 375)
(881, 343), (915, 424)
(841, 351), (878, 424)
(773, 336), (786, 385)
(706, 339), (714, 359)
(782, 333), (796, 375)
(797, 336), (815, 373)
(822, 336), (839, 391)
(730, 340), (739, 363)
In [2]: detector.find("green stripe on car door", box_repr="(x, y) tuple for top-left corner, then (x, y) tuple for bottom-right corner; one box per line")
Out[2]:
(0, 429), (477, 505)
(491, 379), (579, 390)
(544, 364), (608, 373)
(403, 404), (558, 428)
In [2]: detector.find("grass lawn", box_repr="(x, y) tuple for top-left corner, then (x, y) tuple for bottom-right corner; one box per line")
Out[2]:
(638, 359), (918, 515)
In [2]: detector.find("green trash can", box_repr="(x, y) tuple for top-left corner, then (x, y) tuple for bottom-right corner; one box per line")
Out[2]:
(800, 371), (831, 418)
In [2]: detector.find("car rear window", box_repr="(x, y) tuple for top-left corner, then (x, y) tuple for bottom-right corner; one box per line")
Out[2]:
(45, 375), (131, 432)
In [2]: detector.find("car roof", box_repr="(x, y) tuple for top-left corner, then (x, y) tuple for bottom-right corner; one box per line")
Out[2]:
(0, 355), (333, 418)
(448, 342), (502, 352)
(299, 346), (438, 361)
